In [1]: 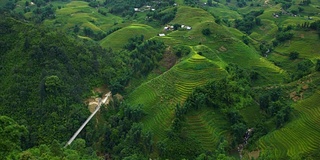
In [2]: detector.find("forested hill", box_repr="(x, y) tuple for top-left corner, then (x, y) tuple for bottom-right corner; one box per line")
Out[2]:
(0, 17), (105, 150)
(0, 16), (167, 159)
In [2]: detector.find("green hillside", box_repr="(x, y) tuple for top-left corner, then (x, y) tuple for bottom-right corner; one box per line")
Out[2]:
(100, 24), (157, 50)
(2, 0), (320, 159)
(128, 52), (227, 139)
(258, 90), (320, 159)
(185, 108), (229, 151)
(43, 1), (123, 32)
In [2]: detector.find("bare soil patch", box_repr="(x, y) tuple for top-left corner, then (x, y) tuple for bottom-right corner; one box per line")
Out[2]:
(249, 150), (260, 159)
(88, 101), (99, 113)
(259, 26), (266, 31)
(155, 47), (178, 74)
(86, 85), (111, 113)
(219, 46), (227, 52)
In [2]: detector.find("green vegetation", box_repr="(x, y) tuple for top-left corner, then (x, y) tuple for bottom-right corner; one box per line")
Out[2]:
(2, 0), (320, 159)
(0, 116), (27, 159)
(127, 52), (227, 140)
(258, 91), (320, 159)
(0, 17), (103, 147)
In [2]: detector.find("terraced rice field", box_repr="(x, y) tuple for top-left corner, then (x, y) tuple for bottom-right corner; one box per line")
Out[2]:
(207, 6), (242, 20)
(127, 53), (227, 139)
(185, 108), (229, 151)
(275, 30), (320, 60)
(258, 91), (320, 158)
(171, 6), (214, 27)
(206, 37), (287, 84)
(250, 19), (278, 42)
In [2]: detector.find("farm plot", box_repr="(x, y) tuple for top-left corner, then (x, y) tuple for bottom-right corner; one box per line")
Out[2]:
(185, 108), (230, 151)
(127, 53), (227, 139)
(258, 91), (320, 159)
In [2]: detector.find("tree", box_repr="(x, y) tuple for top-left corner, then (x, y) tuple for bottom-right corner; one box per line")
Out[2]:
(275, 106), (291, 128)
(315, 59), (320, 71)
(289, 51), (299, 60)
(84, 27), (94, 37)
(24, 37), (30, 50)
(89, 1), (100, 8)
(231, 122), (247, 143)
(173, 45), (190, 57)
(259, 93), (270, 110)
(215, 16), (221, 24)
(242, 36), (249, 45)
(44, 75), (62, 94)
(5, 1), (15, 10)
(73, 24), (80, 33)
(50, 140), (63, 157)
(202, 28), (211, 36)
(255, 18), (261, 26)
(276, 31), (293, 42)
(0, 116), (28, 159)
(69, 138), (86, 154)
(173, 24), (180, 30)
(297, 59), (313, 72)
(298, 7), (304, 13)
(300, 0), (311, 6)
(207, 0), (213, 6)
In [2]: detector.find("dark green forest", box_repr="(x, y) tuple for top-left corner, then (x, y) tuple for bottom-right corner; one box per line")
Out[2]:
(0, 17), (166, 159)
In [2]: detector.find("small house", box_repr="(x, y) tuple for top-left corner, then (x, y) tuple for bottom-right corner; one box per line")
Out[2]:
(158, 33), (165, 37)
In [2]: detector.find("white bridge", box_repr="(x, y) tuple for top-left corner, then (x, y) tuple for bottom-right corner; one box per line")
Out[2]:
(64, 92), (111, 148)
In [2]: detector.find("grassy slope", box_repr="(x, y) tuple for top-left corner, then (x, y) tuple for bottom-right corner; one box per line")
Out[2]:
(275, 30), (320, 60)
(127, 52), (227, 140)
(159, 6), (287, 85)
(100, 24), (158, 50)
(126, 5), (289, 150)
(185, 108), (229, 151)
(43, 1), (123, 33)
(258, 90), (320, 159)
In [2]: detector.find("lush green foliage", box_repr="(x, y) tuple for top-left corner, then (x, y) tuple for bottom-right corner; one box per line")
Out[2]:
(151, 7), (177, 25)
(258, 91), (320, 159)
(1, 0), (320, 159)
(18, 139), (102, 160)
(0, 116), (28, 159)
(0, 17), (105, 148)
(104, 38), (166, 93)
(235, 10), (264, 34)
(289, 51), (299, 60)
(100, 100), (153, 159)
